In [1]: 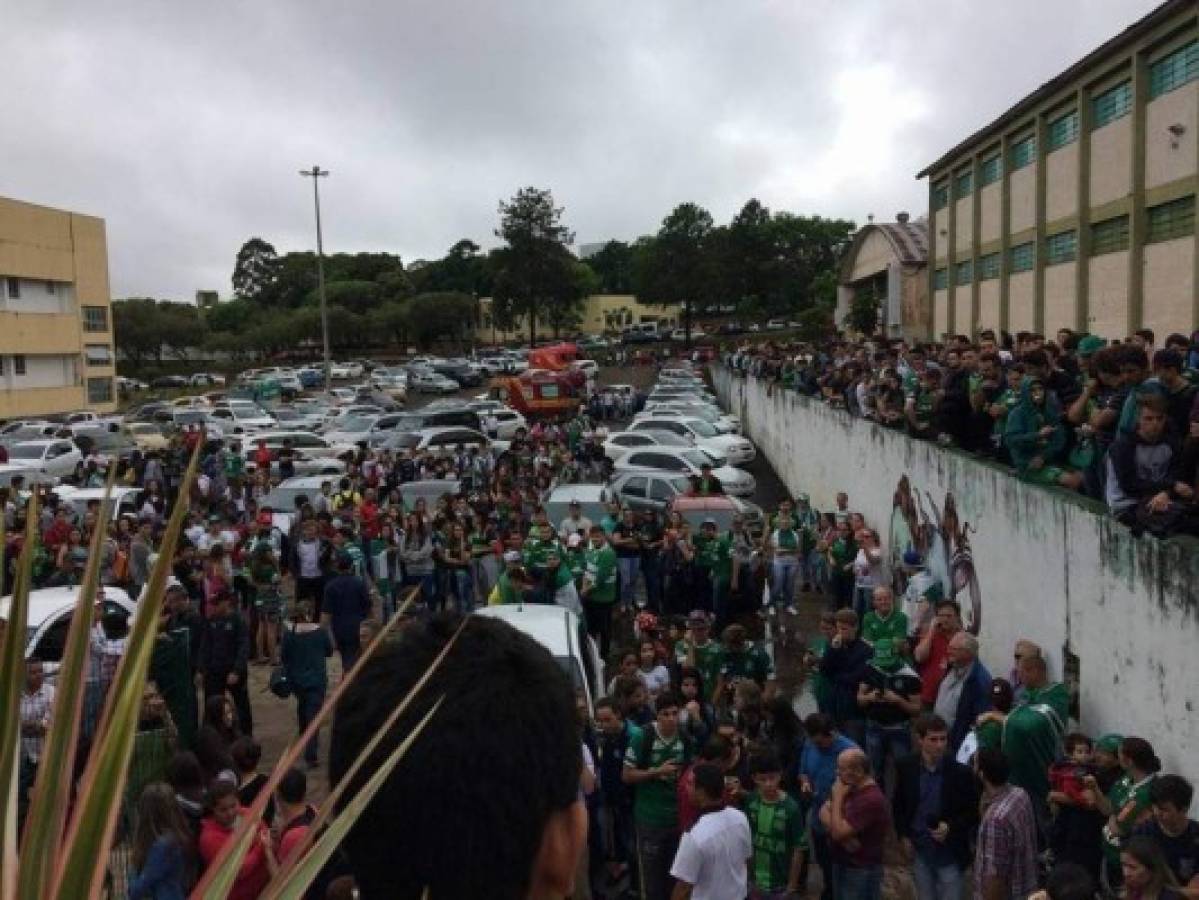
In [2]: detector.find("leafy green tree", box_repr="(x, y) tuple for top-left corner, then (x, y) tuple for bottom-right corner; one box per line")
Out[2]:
(631, 202), (716, 344)
(202, 298), (255, 334)
(113, 299), (207, 366)
(305, 280), (381, 316)
(586, 240), (634, 293)
(491, 187), (580, 345)
(231, 238), (280, 302)
(369, 300), (412, 350)
(795, 305), (835, 343)
(843, 291), (880, 336)
(406, 292), (478, 350)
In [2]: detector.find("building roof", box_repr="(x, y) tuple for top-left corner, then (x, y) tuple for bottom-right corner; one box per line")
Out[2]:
(917, 0), (1191, 179)
(838, 219), (929, 282)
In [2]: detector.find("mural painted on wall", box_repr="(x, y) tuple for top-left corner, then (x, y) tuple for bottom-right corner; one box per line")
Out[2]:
(888, 475), (981, 636)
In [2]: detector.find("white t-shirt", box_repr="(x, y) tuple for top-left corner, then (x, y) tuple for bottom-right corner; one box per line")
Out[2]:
(640, 665), (671, 697)
(670, 806), (751, 900)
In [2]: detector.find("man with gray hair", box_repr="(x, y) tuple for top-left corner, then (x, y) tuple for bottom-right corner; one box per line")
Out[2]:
(932, 632), (992, 754)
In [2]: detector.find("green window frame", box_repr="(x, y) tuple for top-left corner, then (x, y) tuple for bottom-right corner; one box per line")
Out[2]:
(1046, 110), (1079, 151)
(1045, 229), (1077, 265)
(1146, 196), (1196, 244)
(1091, 80), (1132, 129)
(1090, 215), (1130, 256)
(955, 170), (973, 197)
(979, 155), (1002, 187)
(978, 252), (1001, 280)
(933, 267), (948, 291)
(1009, 241), (1035, 273)
(955, 260), (974, 286)
(932, 183), (949, 211)
(1149, 40), (1198, 99)
(1009, 135), (1036, 170)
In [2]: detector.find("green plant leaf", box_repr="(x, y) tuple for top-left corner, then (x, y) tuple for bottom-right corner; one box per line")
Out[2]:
(0, 507), (31, 900)
(17, 463), (119, 900)
(51, 446), (200, 899)
(265, 697), (445, 900)
(191, 586), (420, 899)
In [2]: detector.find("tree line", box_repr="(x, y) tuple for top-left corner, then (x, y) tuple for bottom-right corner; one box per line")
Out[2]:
(113, 187), (854, 366)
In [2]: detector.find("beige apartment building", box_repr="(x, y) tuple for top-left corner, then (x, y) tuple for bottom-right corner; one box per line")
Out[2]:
(919, 0), (1196, 342)
(0, 197), (116, 418)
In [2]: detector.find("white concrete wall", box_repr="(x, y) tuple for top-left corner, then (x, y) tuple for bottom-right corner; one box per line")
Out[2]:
(713, 367), (1199, 780)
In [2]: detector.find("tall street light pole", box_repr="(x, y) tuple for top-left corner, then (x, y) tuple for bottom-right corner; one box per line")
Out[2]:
(299, 165), (331, 393)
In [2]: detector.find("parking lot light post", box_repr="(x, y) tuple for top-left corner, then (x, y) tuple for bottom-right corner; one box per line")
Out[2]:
(299, 165), (331, 393)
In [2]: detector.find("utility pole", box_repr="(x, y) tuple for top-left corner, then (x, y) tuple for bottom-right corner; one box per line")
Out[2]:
(299, 165), (331, 392)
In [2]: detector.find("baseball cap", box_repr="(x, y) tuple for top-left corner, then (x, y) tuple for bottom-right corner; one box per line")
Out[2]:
(1096, 734), (1123, 755)
(1078, 335), (1107, 357)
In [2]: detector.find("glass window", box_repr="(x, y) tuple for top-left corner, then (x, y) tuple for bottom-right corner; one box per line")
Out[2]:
(979, 252), (1001, 280)
(6, 278), (19, 300)
(87, 377), (114, 404)
(649, 479), (677, 502)
(954, 170), (973, 197)
(932, 182), (949, 210)
(85, 344), (112, 366)
(933, 268), (948, 291)
(1010, 134), (1036, 170)
(1146, 196), (1195, 244)
(621, 477), (647, 498)
(1046, 229), (1078, 265)
(1149, 40), (1198, 99)
(82, 306), (108, 332)
(955, 260), (973, 286)
(13, 355), (26, 376)
(1092, 80), (1132, 129)
(1046, 110), (1079, 151)
(1010, 242), (1035, 273)
(1090, 215), (1130, 256)
(979, 155), (1002, 187)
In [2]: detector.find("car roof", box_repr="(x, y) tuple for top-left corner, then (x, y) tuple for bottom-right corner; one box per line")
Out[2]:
(52, 486), (141, 501)
(10, 439), (64, 448)
(474, 604), (579, 657)
(668, 495), (739, 511)
(274, 476), (333, 489)
(545, 484), (609, 502)
(0, 585), (134, 627)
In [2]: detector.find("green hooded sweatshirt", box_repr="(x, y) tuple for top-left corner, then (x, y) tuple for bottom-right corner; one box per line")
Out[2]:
(1003, 377), (1067, 472)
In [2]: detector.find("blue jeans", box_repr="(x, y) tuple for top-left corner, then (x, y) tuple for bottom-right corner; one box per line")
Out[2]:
(853, 584), (874, 621)
(913, 854), (965, 900)
(294, 686), (325, 764)
(448, 568), (473, 612)
(771, 555), (798, 607)
(617, 556), (640, 608)
(864, 721), (911, 791)
(833, 863), (882, 900)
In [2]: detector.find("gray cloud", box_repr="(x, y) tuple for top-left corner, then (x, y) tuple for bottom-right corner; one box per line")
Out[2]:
(0, 0), (1159, 299)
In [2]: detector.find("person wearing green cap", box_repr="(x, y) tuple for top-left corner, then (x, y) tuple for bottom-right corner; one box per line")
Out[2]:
(855, 637), (922, 792)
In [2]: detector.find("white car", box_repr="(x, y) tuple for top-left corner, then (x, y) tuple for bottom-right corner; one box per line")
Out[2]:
(411, 371), (460, 394)
(242, 431), (352, 475)
(630, 416), (755, 465)
(189, 372), (227, 386)
(473, 605), (603, 712)
(207, 402), (277, 435)
(0, 586), (135, 679)
(572, 360), (599, 380)
(766, 319), (787, 331)
(52, 486), (145, 522)
(0, 463), (54, 487)
(377, 427), (491, 459)
(602, 429), (695, 461)
(324, 415), (386, 446)
(330, 362), (365, 379)
(371, 374), (409, 401)
(612, 446), (755, 496)
(641, 401), (740, 433)
(483, 409), (528, 440)
(7, 439), (83, 479)
(669, 328), (706, 342)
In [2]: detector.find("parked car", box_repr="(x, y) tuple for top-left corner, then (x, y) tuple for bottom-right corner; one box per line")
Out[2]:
(52, 486), (146, 522)
(189, 372), (226, 386)
(125, 422), (169, 452)
(0, 464), (55, 488)
(665, 494), (765, 537)
(384, 408), (484, 434)
(669, 328), (706, 342)
(330, 361), (365, 379)
(377, 427), (490, 459)
(609, 471), (694, 514)
(150, 375), (189, 389)
(170, 409), (224, 439)
(474, 605), (603, 712)
(542, 484), (612, 532)
(206, 402), (277, 435)
(411, 371), (460, 394)
(297, 368), (325, 389)
(433, 360), (482, 387)
(602, 429), (694, 461)
(481, 408), (528, 440)
(0, 586), (135, 677)
(242, 431), (353, 475)
(766, 319), (787, 331)
(6, 440), (83, 479)
(611, 447), (755, 496)
(629, 416), (756, 465)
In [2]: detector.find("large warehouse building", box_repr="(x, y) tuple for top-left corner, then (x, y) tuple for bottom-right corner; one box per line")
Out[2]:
(0, 197), (116, 418)
(918, 0), (1196, 342)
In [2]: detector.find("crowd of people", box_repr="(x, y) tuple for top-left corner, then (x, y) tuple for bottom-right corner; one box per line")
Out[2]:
(724, 328), (1199, 538)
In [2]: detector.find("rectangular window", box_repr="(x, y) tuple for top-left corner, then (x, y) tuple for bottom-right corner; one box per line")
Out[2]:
(955, 260), (974, 286)
(6, 278), (18, 300)
(1046, 229), (1078, 265)
(85, 344), (112, 366)
(955, 170), (973, 197)
(44, 281), (55, 295)
(1146, 195), (1196, 244)
(1149, 40), (1198, 99)
(932, 183), (949, 210)
(1010, 241), (1035, 273)
(979, 155), (1002, 187)
(87, 377), (114, 404)
(1009, 134), (1036, 170)
(81, 306), (109, 332)
(978, 252), (1001, 280)
(933, 267), (948, 291)
(13, 355), (26, 376)
(1092, 80), (1132, 129)
(1090, 215), (1130, 256)
(1046, 110), (1079, 151)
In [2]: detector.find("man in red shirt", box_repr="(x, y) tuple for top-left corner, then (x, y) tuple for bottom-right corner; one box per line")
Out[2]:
(42, 507), (72, 551)
(913, 599), (963, 707)
(197, 779), (275, 900)
(253, 439), (273, 474)
(820, 748), (891, 900)
(274, 767), (317, 865)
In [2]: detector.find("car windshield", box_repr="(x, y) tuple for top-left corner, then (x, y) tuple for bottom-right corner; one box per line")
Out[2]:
(8, 445), (42, 460)
(687, 420), (718, 437)
(336, 416), (374, 432)
(681, 449), (709, 468)
(555, 655), (584, 691)
(386, 433), (422, 449)
(175, 412), (206, 424)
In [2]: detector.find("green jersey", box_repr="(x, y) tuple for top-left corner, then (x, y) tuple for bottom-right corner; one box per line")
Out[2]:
(584, 544), (618, 604)
(1002, 681), (1069, 801)
(674, 639), (723, 701)
(222, 451), (245, 479)
(624, 725), (689, 828)
(745, 792), (806, 891)
(806, 635), (832, 712)
(494, 572), (524, 605)
(720, 644), (774, 686)
(860, 610), (909, 648)
(993, 387), (1020, 436)
(1104, 773), (1157, 863)
(522, 536), (557, 572)
(694, 532), (732, 585)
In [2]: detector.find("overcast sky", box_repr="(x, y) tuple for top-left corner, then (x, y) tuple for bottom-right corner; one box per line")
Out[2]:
(1, 0), (1161, 300)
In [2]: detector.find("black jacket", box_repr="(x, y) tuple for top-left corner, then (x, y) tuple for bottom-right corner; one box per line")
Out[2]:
(892, 752), (979, 869)
(1108, 429), (1184, 502)
(199, 612), (249, 674)
(819, 637), (873, 724)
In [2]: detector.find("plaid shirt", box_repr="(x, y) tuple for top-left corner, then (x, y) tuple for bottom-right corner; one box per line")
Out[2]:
(974, 784), (1038, 900)
(20, 683), (55, 763)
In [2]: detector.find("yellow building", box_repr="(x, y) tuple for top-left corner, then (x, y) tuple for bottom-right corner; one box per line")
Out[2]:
(836, 214), (930, 340)
(918, 0), (1196, 342)
(475, 293), (681, 344)
(0, 197), (116, 418)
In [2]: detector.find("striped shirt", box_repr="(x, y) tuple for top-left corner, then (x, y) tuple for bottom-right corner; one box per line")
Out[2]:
(20, 683), (55, 763)
(974, 784), (1038, 900)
